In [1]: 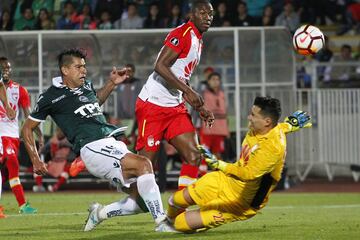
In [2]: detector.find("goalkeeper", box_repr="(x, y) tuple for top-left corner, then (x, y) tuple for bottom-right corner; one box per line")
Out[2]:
(165, 96), (312, 232)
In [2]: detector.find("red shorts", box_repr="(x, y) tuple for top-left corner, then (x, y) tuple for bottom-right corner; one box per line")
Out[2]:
(135, 98), (195, 152)
(0, 136), (20, 164)
(199, 133), (225, 154)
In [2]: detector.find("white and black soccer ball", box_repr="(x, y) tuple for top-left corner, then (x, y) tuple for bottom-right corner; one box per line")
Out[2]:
(293, 25), (325, 55)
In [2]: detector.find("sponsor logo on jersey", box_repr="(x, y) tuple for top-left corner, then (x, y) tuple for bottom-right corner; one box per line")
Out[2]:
(170, 37), (179, 46)
(51, 94), (66, 104)
(184, 59), (198, 78)
(74, 102), (102, 118)
(79, 96), (90, 102)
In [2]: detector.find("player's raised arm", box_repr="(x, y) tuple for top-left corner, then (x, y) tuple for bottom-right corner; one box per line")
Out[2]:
(96, 67), (130, 106)
(21, 118), (47, 175)
(154, 46), (204, 110)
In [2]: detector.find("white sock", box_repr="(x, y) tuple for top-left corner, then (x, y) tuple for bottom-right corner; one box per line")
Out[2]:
(137, 173), (166, 224)
(98, 196), (143, 220)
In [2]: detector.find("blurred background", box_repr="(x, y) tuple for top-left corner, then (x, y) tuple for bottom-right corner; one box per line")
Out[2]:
(0, 0), (359, 192)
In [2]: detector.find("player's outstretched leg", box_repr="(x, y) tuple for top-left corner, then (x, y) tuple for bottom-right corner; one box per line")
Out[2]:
(84, 196), (145, 231)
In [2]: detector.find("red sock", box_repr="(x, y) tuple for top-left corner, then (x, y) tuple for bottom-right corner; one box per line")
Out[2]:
(54, 172), (69, 190)
(11, 184), (26, 207)
(178, 162), (199, 190)
(34, 174), (43, 186)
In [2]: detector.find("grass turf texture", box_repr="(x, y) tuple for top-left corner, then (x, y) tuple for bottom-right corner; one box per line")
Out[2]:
(0, 192), (359, 240)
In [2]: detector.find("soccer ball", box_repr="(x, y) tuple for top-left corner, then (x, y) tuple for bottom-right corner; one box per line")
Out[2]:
(293, 25), (325, 55)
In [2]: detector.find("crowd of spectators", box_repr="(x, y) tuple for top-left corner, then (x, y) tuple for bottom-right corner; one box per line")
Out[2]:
(0, 0), (358, 34)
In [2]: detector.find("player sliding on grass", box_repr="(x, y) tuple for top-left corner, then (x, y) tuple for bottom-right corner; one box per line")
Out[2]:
(22, 48), (172, 232)
(164, 97), (312, 232)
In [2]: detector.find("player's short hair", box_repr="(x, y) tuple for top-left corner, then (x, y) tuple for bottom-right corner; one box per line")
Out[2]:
(125, 63), (135, 72)
(0, 57), (9, 63)
(191, 0), (211, 12)
(57, 48), (87, 71)
(207, 72), (221, 81)
(254, 96), (281, 126)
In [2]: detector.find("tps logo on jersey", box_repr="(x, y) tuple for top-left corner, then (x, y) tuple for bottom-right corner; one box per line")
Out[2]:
(170, 37), (179, 46)
(11, 92), (19, 101)
(74, 102), (102, 118)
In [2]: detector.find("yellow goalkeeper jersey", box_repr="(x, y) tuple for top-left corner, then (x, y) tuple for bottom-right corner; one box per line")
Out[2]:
(222, 123), (293, 211)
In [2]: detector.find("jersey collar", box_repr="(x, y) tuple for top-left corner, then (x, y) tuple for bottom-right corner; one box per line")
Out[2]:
(52, 76), (66, 88)
(188, 21), (202, 39)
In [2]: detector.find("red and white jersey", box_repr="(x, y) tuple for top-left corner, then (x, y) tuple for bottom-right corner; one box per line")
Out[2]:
(0, 80), (30, 138)
(138, 21), (203, 107)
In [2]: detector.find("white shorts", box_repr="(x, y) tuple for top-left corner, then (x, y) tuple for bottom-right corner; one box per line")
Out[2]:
(80, 137), (133, 188)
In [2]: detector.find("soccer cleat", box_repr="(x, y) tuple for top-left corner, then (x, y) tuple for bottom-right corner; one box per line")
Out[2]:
(84, 202), (103, 232)
(155, 218), (179, 233)
(0, 205), (7, 218)
(47, 185), (59, 192)
(69, 157), (86, 177)
(19, 202), (37, 214)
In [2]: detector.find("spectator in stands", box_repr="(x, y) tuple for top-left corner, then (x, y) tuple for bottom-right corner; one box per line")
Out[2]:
(72, 3), (97, 30)
(34, 8), (56, 30)
(275, 2), (300, 33)
(32, 0), (54, 17)
(33, 128), (76, 192)
(199, 72), (229, 176)
(56, 1), (77, 30)
(116, 63), (143, 120)
(165, 4), (183, 28)
(13, 0), (32, 22)
(245, 0), (271, 25)
(0, 10), (13, 31)
(212, 2), (230, 27)
(337, 2), (360, 35)
(94, 0), (123, 23)
(114, 3), (143, 29)
(314, 36), (333, 80)
(13, 6), (35, 30)
(143, 2), (164, 28)
(232, 1), (254, 27)
(324, 44), (356, 82)
(98, 10), (113, 30)
(261, 5), (275, 26)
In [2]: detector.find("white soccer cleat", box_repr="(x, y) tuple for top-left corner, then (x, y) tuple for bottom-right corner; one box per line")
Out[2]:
(84, 202), (103, 232)
(155, 218), (179, 233)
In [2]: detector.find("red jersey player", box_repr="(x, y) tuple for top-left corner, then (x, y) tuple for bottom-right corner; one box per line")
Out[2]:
(0, 57), (43, 215)
(136, 0), (215, 189)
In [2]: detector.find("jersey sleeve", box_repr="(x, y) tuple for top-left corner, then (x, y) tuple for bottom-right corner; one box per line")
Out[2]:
(29, 93), (51, 122)
(164, 27), (190, 54)
(222, 142), (282, 181)
(19, 85), (31, 108)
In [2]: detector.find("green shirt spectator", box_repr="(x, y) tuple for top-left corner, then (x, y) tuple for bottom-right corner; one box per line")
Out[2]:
(32, 0), (54, 17)
(13, 7), (35, 30)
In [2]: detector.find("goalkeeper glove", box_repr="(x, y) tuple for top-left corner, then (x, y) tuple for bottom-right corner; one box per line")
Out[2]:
(285, 110), (312, 132)
(197, 145), (228, 171)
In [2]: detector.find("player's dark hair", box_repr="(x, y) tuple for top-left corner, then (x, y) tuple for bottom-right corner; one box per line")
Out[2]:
(57, 48), (87, 72)
(254, 96), (281, 126)
(191, 0), (210, 12)
(0, 57), (9, 63)
(207, 72), (221, 81)
(125, 63), (135, 72)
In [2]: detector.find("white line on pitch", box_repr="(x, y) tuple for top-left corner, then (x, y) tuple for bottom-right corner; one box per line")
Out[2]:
(5, 204), (360, 217)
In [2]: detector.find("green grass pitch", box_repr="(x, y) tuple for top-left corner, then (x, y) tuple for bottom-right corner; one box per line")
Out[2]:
(0, 192), (359, 240)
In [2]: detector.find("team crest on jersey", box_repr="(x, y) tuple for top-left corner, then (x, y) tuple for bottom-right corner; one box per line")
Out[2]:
(147, 135), (155, 147)
(11, 92), (19, 101)
(170, 37), (179, 46)
(79, 96), (89, 102)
